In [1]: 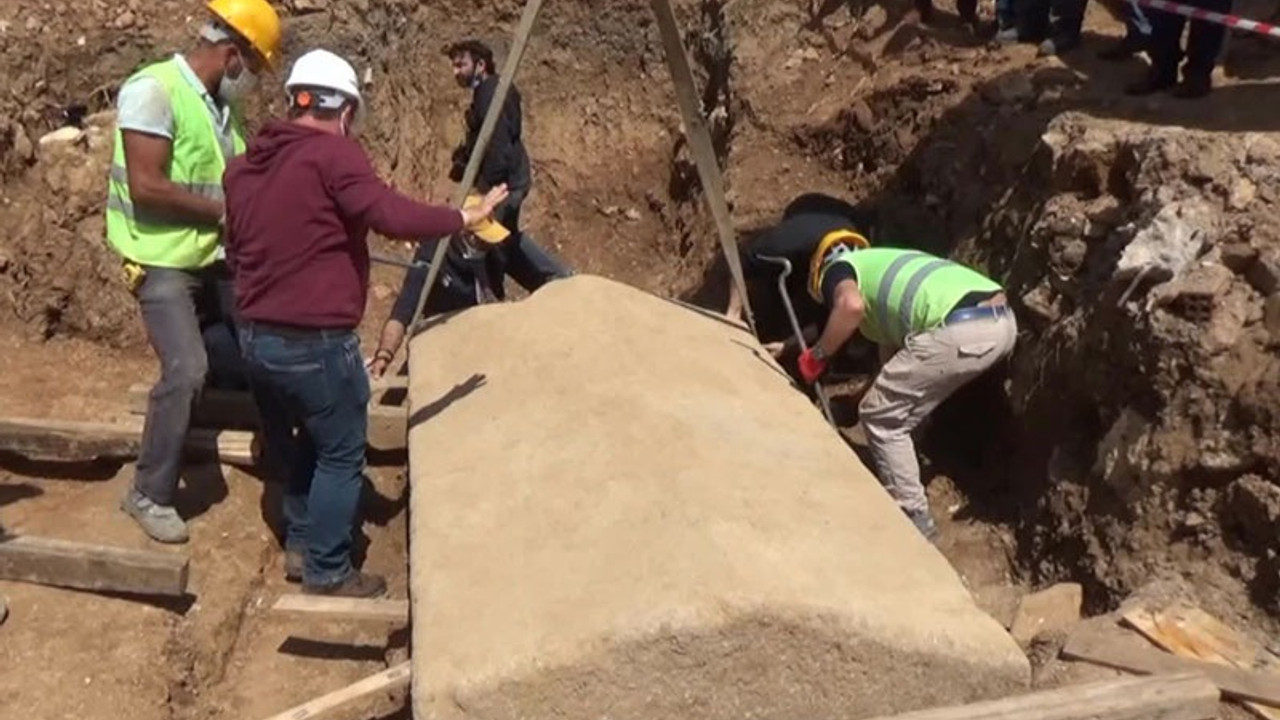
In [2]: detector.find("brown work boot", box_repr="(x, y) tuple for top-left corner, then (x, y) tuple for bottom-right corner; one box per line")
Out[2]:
(303, 571), (387, 598)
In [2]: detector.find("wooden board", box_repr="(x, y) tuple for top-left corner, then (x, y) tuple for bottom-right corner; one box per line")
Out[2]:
(0, 415), (255, 465)
(1123, 604), (1280, 720)
(1063, 623), (1280, 707)
(0, 533), (189, 596)
(260, 661), (410, 720)
(859, 672), (1216, 720)
(127, 385), (408, 451)
(272, 594), (408, 623)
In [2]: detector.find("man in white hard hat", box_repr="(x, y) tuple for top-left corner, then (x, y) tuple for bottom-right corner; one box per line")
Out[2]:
(223, 49), (508, 597)
(107, 0), (282, 545)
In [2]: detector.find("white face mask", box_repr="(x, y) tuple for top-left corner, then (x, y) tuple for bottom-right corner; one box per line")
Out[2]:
(218, 65), (258, 104)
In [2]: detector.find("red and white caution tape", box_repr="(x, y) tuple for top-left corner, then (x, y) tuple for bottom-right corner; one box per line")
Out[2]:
(1135, 0), (1280, 38)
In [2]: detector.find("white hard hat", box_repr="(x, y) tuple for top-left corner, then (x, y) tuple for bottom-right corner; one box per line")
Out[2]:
(285, 49), (361, 106)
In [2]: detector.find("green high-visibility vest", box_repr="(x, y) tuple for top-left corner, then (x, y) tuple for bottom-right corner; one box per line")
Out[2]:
(819, 248), (1001, 346)
(105, 58), (246, 269)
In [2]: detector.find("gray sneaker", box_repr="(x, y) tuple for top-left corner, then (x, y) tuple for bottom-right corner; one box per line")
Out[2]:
(994, 27), (1019, 45)
(120, 490), (190, 544)
(907, 509), (940, 544)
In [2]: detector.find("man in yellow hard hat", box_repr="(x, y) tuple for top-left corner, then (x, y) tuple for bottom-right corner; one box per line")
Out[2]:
(107, 0), (282, 544)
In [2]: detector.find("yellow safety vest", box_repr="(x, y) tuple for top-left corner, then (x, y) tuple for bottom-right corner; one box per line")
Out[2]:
(105, 58), (246, 269)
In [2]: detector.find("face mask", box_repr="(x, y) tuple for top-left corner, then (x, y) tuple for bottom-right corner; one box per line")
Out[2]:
(217, 64), (258, 104)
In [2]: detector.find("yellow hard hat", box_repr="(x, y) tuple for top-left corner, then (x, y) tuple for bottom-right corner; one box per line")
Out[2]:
(463, 194), (511, 245)
(808, 228), (870, 302)
(207, 0), (283, 69)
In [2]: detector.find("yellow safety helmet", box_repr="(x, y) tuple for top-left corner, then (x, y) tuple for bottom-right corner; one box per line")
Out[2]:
(808, 228), (871, 301)
(207, 0), (283, 69)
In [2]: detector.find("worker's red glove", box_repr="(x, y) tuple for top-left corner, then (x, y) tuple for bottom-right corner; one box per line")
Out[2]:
(797, 348), (828, 384)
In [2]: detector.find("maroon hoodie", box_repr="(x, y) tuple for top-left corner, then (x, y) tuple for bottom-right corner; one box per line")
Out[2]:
(223, 120), (464, 329)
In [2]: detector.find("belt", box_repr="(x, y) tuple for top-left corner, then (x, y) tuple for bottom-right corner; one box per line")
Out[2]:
(943, 303), (1011, 325)
(246, 321), (355, 341)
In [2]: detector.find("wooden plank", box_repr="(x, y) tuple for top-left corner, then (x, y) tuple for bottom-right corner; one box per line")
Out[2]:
(650, 0), (755, 334)
(1063, 623), (1280, 707)
(0, 533), (189, 596)
(260, 661), (410, 720)
(858, 673), (1216, 720)
(1123, 604), (1280, 720)
(0, 417), (145, 461)
(272, 594), (408, 623)
(127, 385), (408, 451)
(0, 415), (256, 465)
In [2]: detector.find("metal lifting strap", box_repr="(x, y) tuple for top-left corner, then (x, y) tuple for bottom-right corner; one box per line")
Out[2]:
(407, 0), (546, 342)
(649, 0), (756, 335)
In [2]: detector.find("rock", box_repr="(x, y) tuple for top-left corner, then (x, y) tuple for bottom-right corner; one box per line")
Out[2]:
(1084, 195), (1125, 227)
(858, 4), (889, 37)
(38, 126), (85, 148)
(850, 100), (875, 133)
(13, 125), (34, 161)
(973, 584), (1023, 630)
(115, 10), (135, 27)
(1228, 177), (1257, 210)
(1031, 66), (1084, 91)
(1050, 236), (1088, 275)
(1219, 242), (1258, 274)
(1264, 293), (1280, 340)
(1009, 583), (1083, 645)
(623, 208), (641, 222)
(406, 275), (1031, 720)
(1020, 285), (1061, 326)
(1226, 475), (1280, 546)
(980, 72), (1034, 106)
(1113, 199), (1215, 284)
(1245, 249), (1280, 295)
(85, 110), (117, 129)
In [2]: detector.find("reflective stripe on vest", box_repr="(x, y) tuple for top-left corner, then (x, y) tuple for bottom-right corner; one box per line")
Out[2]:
(821, 248), (1002, 346)
(105, 58), (245, 269)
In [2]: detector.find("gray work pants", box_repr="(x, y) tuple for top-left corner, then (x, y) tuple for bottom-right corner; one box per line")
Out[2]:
(858, 311), (1018, 514)
(133, 266), (214, 506)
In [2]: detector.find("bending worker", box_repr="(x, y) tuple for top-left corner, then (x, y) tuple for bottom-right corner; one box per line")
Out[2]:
(223, 49), (507, 598)
(367, 207), (515, 378)
(106, 0), (281, 544)
(726, 193), (873, 353)
(800, 245), (1017, 542)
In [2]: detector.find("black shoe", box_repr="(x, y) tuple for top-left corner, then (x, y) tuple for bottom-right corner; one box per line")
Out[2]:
(1098, 37), (1143, 61)
(1125, 74), (1176, 96)
(1172, 75), (1212, 99)
(303, 571), (388, 598)
(284, 550), (303, 583)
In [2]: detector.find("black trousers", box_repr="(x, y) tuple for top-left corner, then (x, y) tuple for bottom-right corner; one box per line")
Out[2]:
(1016, 0), (1086, 43)
(1147, 0), (1231, 82)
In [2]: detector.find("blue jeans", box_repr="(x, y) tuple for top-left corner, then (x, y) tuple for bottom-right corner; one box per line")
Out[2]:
(239, 325), (370, 587)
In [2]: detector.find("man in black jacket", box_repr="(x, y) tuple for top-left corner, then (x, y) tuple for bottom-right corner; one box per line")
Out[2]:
(446, 40), (570, 300)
